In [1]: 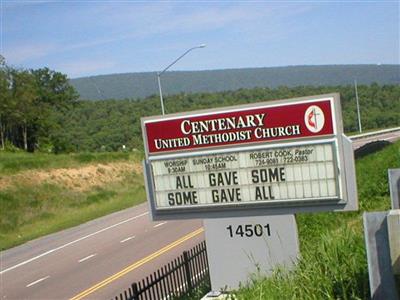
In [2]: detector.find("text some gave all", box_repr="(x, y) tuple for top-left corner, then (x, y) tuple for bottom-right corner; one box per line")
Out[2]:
(166, 167), (286, 206)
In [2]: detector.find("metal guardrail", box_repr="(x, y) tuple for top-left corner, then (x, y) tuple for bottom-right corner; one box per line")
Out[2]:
(350, 127), (400, 140)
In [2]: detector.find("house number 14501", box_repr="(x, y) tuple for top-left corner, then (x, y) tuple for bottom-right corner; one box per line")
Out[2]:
(226, 224), (271, 238)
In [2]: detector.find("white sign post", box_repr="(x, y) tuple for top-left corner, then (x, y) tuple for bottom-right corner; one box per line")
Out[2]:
(204, 215), (299, 291)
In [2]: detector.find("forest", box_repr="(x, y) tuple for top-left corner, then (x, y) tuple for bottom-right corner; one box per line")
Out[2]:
(0, 56), (78, 152)
(1, 56), (399, 153)
(52, 83), (399, 153)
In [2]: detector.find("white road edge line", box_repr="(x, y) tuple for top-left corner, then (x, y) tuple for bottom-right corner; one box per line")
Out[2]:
(120, 236), (135, 243)
(26, 276), (50, 288)
(78, 254), (96, 263)
(154, 222), (167, 228)
(0, 211), (149, 275)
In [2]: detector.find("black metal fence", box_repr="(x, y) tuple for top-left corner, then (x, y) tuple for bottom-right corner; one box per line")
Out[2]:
(112, 241), (210, 300)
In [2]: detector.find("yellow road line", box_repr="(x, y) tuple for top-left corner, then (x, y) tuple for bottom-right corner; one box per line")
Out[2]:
(70, 227), (204, 300)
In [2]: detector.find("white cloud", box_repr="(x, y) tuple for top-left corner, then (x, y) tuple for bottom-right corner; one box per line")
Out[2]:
(109, 4), (280, 38)
(3, 43), (56, 64)
(3, 1), (52, 9)
(55, 59), (117, 78)
(59, 3), (312, 47)
(2, 2), (314, 74)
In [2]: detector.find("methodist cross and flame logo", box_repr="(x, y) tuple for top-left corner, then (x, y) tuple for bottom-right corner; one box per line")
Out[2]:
(304, 105), (325, 133)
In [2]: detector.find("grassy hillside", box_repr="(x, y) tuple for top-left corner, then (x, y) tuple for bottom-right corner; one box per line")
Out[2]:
(70, 65), (399, 100)
(0, 152), (145, 250)
(235, 141), (400, 299)
(0, 152), (132, 175)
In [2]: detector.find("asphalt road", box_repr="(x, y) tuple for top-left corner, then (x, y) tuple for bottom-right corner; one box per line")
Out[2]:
(1, 129), (398, 300)
(0, 203), (204, 300)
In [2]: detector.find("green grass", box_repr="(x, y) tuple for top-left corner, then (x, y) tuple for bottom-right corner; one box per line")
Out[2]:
(174, 278), (212, 300)
(1, 142), (399, 298)
(235, 141), (400, 299)
(0, 172), (146, 250)
(0, 151), (142, 175)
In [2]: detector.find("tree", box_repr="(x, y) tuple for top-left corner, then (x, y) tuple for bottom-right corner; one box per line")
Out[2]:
(32, 67), (78, 109)
(10, 69), (39, 151)
(0, 55), (10, 149)
(0, 62), (79, 152)
(31, 68), (79, 151)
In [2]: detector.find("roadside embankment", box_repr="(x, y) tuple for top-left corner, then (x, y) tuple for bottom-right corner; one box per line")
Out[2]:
(0, 152), (145, 250)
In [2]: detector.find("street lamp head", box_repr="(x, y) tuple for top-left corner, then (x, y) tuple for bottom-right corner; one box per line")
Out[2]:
(157, 44), (206, 115)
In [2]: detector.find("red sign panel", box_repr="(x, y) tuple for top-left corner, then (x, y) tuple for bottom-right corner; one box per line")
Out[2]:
(144, 99), (334, 154)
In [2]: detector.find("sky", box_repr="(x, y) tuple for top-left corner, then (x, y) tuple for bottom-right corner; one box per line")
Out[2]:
(1, 1), (399, 78)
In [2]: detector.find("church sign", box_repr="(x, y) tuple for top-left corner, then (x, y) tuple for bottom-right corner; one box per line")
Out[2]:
(141, 94), (358, 220)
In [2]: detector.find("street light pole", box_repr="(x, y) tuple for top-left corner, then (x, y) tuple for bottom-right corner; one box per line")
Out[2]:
(157, 73), (165, 115)
(157, 44), (206, 115)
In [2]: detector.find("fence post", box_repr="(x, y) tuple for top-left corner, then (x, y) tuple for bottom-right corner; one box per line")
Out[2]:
(131, 283), (139, 300)
(183, 251), (193, 293)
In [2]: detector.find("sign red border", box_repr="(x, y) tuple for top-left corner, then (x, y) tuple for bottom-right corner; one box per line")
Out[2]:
(144, 99), (334, 154)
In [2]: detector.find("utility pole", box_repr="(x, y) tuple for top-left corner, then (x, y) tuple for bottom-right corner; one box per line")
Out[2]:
(355, 80), (362, 133)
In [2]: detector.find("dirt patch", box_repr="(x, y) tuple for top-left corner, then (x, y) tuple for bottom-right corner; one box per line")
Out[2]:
(0, 162), (143, 192)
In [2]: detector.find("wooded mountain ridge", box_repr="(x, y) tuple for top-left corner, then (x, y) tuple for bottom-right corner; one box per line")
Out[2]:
(70, 65), (399, 100)
(52, 84), (399, 153)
